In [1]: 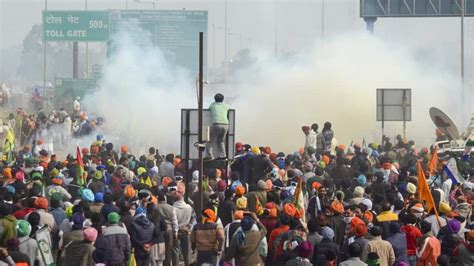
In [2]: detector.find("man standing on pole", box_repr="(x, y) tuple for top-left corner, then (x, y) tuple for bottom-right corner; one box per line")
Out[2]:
(205, 93), (230, 160)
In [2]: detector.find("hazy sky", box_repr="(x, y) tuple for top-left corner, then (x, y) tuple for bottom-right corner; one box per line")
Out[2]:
(0, 0), (471, 71)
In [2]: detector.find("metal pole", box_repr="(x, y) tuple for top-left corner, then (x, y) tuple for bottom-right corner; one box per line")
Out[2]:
(274, 0), (278, 56)
(43, 0), (48, 99)
(85, 0), (88, 78)
(381, 90), (385, 145)
(197, 32), (204, 212)
(212, 24), (216, 69)
(73, 42), (79, 78)
(403, 90), (407, 140)
(462, 0), (465, 111)
(224, 0), (228, 62)
(321, 0), (325, 38)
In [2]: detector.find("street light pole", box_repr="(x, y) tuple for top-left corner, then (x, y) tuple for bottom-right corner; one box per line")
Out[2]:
(43, 0), (48, 99)
(274, 0), (278, 57)
(462, 0), (466, 111)
(85, 0), (88, 78)
(212, 24), (216, 69)
(321, 0), (325, 39)
(224, 0), (228, 63)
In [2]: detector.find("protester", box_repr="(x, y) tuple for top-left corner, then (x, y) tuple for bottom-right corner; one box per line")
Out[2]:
(0, 113), (473, 266)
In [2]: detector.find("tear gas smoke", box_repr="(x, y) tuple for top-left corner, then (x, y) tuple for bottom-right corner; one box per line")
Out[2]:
(225, 32), (462, 152)
(86, 27), (462, 155)
(84, 23), (194, 155)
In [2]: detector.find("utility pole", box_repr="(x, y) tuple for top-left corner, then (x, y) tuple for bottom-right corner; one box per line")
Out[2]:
(224, 0), (228, 62)
(321, 0), (325, 38)
(43, 0), (48, 99)
(85, 0), (88, 78)
(197, 32), (205, 212)
(274, 0), (278, 57)
(462, 0), (466, 112)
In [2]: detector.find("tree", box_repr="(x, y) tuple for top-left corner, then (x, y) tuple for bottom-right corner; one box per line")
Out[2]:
(17, 24), (73, 81)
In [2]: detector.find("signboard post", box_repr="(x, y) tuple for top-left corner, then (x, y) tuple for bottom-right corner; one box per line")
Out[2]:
(42, 11), (110, 42)
(376, 89), (412, 143)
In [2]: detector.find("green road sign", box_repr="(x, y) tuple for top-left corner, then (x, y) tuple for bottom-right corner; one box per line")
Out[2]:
(109, 10), (207, 70)
(54, 78), (96, 98)
(43, 11), (109, 41)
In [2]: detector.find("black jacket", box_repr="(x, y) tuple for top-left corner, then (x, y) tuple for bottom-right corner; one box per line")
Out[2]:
(129, 214), (157, 259)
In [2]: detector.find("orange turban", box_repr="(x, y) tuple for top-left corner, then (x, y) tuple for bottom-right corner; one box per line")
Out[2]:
(51, 178), (63, 186)
(162, 177), (172, 187)
(364, 210), (374, 223)
(268, 208), (278, 218)
(35, 197), (48, 210)
(120, 145), (128, 153)
(3, 168), (12, 179)
(322, 155), (330, 166)
(124, 185), (136, 198)
(354, 223), (368, 237)
(330, 201), (344, 215)
(235, 186), (246, 197)
(312, 182), (322, 190)
(202, 209), (216, 223)
(283, 203), (297, 217)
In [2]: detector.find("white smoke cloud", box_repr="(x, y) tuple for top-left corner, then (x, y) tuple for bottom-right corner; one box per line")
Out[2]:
(225, 32), (462, 152)
(84, 23), (195, 155)
(85, 27), (462, 155)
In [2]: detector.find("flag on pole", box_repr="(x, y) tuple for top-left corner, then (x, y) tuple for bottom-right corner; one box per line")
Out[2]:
(76, 146), (85, 186)
(443, 157), (464, 185)
(427, 146), (438, 176)
(417, 161), (441, 227)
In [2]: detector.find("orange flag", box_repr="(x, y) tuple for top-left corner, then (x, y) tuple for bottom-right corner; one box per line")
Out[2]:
(427, 146), (438, 176)
(417, 161), (441, 227)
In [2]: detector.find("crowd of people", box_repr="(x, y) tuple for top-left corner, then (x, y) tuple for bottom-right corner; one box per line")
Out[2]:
(3, 98), (104, 158)
(0, 118), (472, 266)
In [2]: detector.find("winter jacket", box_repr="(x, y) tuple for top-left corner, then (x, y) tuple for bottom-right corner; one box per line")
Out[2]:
(95, 224), (131, 264)
(155, 201), (178, 235)
(387, 232), (409, 264)
(328, 214), (345, 246)
(46, 184), (71, 201)
(339, 257), (368, 266)
(248, 155), (273, 189)
(173, 200), (196, 231)
(50, 207), (67, 228)
(218, 199), (237, 228)
(147, 207), (167, 243)
(18, 236), (38, 266)
(223, 221), (267, 266)
(456, 242), (474, 266)
(191, 222), (224, 252)
(362, 236), (396, 266)
(312, 238), (340, 265)
(129, 214), (156, 259)
(401, 224), (422, 256)
(61, 240), (95, 266)
(417, 235), (441, 266)
(35, 209), (55, 231)
(0, 215), (17, 246)
(248, 190), (267, 214)
(439, 228), (462, 261)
